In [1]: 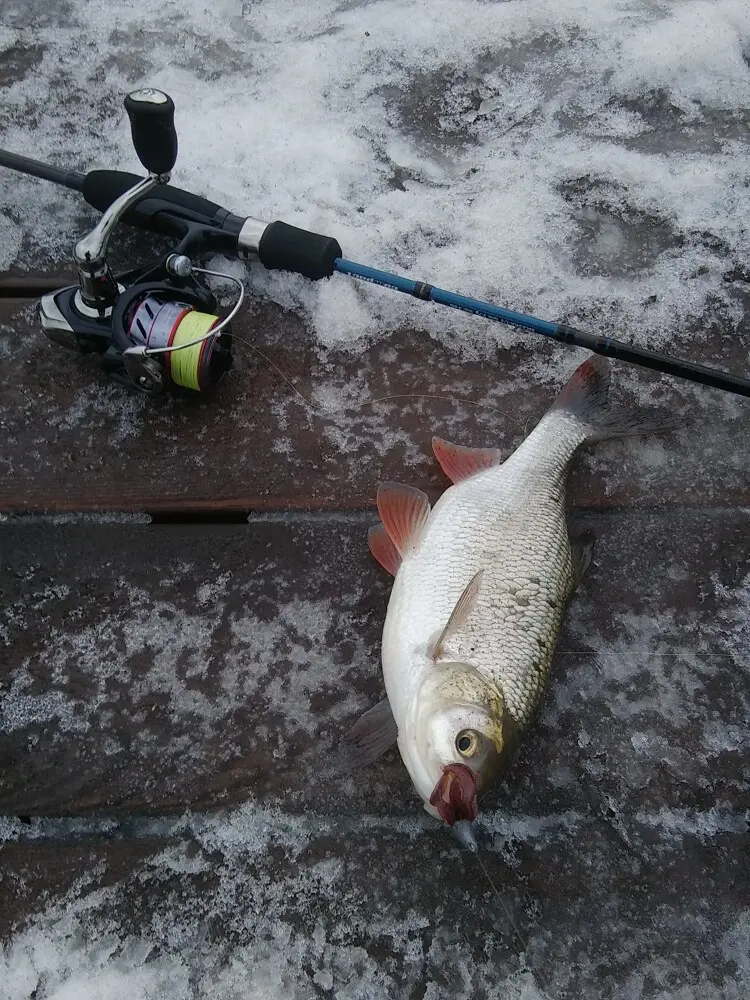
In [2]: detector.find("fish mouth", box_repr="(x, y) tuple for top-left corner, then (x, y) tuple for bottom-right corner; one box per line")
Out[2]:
(429, 763), (478, 825)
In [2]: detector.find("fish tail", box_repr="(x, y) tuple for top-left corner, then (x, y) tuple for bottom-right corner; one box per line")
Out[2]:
(550, 355), (682, 443)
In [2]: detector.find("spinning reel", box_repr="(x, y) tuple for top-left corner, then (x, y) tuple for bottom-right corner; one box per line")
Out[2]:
(1, 90), (749, 398)
(38, 89), (241, 394)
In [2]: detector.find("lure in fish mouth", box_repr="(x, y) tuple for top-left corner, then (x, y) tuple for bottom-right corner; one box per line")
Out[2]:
(340, 356), (675, 828)
(429, 763), (477, 824)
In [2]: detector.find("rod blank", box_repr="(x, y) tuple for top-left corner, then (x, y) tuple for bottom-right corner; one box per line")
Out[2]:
(0, 149), (84, 191)
(335, 258), (750, 398)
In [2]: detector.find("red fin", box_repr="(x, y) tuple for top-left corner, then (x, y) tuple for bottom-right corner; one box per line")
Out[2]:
(432, 437), (503, 484)
(368, 523), (402, 576)
(376, 482), (431, 557)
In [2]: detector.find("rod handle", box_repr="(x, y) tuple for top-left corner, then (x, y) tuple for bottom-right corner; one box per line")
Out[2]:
(258, 221), (342, 280)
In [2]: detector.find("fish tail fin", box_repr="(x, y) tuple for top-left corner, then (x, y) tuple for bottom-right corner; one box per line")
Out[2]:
(550, 355), (683, 442)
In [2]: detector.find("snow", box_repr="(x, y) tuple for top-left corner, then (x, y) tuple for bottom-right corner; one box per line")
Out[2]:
(1, 799), (748, 999)
(0, 0), (748, 359)
(0, 1), (749, 997)
(2, 510), (748, 997)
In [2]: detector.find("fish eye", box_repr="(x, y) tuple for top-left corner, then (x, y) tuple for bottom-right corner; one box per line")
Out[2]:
(455, 730), (480, 757)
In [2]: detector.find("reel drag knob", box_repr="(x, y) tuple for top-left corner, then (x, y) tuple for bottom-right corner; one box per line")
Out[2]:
(124, 89), (178, 176)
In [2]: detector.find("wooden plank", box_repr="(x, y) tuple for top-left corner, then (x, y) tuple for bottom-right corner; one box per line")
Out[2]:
(1, 810), (747, 996)
(0, 836), (164, 941)
(0, 296), (748, 514)
(1, 510), (747, 818)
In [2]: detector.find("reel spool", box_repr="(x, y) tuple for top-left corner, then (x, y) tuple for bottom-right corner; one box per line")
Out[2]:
(109, 256), (243, 394)
(123, 292), (230, 392)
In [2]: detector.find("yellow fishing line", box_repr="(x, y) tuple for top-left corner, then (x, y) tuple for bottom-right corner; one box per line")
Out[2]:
(169, 311), (218, 390)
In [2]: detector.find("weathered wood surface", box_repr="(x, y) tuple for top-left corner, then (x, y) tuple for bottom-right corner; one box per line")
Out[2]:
(1, 510), (747, 818)
(1, 13), (748, 1000)
(1, 294), (749, 514)
(1, 810), (747, 998)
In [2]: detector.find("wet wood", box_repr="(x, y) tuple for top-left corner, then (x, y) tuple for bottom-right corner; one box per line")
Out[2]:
(0, 296), (748, 515)
(0, 838), (166, 941)
(1, 509), (747, 818)
(0, 40), (747, 1000)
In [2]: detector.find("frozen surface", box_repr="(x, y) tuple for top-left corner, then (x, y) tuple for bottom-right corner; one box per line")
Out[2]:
(1, 803), (748, 1000)
(1, 515), (748, 998)
(0, 0), (749, 359)
(0, 1), (749, 997)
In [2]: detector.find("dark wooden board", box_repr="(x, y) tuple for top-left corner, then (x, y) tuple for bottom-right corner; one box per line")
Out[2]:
(2, 807), (748, 998)
(1, 295), (749, 514)
(1, 510), (747, 818)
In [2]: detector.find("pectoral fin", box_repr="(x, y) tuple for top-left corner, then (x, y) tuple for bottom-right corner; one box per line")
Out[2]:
(337, 699), (398, 770)
(428, 569), (485, 660)
(570, 530), (595, 589)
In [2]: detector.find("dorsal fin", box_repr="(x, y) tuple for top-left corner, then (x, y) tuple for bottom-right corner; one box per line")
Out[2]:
(428, 569), (484, 660)
(432, 437), (503, 484)
(376, 483), (431, 557)
(367, 522), (402, 576)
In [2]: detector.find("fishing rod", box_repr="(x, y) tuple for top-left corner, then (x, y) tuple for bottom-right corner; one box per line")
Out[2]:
(1, 88), (748, 397)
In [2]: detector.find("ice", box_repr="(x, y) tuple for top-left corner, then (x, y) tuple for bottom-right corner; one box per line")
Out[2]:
(0, 0), (748, 358)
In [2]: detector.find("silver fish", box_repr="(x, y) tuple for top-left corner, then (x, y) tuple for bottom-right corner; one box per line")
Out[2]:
(344, 356), (667, 826)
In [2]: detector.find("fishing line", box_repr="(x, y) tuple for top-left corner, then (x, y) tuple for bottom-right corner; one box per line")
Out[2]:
(362, 393), (528, 432)
(457, 837), (559, 1000)
(221, 333), (316, 410)
(167, 310), (221, 391)
(125, 264), (245, 391)
(226, 336), (530, 431)
(454, 824), (529, 954)
(473, 848), (529, 954)
(2, 86), (747, 399)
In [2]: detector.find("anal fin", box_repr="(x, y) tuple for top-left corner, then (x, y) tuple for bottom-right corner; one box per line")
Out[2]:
(368, 523), (401, 576)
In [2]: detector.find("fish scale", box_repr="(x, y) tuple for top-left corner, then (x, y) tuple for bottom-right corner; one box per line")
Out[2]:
(382, 412), (580, 730)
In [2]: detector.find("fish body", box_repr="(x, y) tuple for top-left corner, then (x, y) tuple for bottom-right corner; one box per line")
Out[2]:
(382, 410), (580, 727)
(344, 356), (660, 825)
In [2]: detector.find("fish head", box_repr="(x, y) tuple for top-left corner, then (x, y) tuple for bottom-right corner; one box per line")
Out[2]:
(400, 661), (509, 826)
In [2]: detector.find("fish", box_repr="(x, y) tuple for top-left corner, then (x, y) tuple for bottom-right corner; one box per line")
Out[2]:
(342, 355), (671, 827)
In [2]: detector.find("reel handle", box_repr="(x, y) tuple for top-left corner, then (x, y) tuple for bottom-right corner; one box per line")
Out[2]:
(124, 89), (178, 176)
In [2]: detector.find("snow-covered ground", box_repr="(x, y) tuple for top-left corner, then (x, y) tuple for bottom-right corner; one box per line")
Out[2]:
(0, 0), (749, 355)
(0, 2), (748, 998)
(2, 511), (748, 1000)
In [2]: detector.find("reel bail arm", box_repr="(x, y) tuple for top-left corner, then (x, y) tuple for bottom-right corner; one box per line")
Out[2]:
(31, 89), (234, 394)
(0, 86), (746, 399)
(120, 253), (245, 393)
